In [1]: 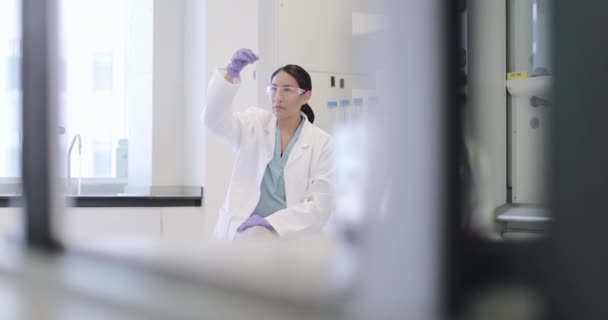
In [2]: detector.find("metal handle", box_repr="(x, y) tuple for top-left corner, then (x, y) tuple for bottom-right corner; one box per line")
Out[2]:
(530, 96), (552, 107)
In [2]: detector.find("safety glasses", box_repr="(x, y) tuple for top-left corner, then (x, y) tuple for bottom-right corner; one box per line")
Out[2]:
(266, 85), (306, 97)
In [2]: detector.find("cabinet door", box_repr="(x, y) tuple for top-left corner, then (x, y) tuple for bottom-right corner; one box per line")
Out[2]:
(0, 208), (22, 242)
(308, 72), (376, 133)
(308, 72), (340, 134)
(511, 96), (549, 204)
(160, 207), (210, 241)
(62, 208), (162, 245)
(277, 0), (354, 74)
(345, 73), (377, 121)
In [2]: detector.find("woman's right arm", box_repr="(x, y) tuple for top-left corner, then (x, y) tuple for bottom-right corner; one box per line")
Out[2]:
(201, 69), (244, 147)
(202, 48), (259, 148)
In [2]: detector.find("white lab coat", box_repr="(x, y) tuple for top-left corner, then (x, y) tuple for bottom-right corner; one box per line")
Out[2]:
(202, 70), (335, 240)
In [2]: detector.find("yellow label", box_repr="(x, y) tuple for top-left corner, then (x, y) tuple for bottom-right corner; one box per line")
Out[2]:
(507, 71), (528, 80)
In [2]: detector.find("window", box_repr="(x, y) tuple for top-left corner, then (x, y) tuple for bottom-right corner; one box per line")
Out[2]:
(7, 40), (20, 92)
(61, 0), (153, 181)
(92, 52), (114, 92)
(0, 0), (153, 182)
(92, 139), (113, 177)
(0, 1), (22, 179)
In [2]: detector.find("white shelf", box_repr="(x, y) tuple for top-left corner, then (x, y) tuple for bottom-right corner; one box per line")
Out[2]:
(506, 75), (552, 97)
(496, 204), (550, 223)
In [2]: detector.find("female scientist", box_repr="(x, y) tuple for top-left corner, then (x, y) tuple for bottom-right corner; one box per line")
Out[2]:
(202, 48), (335, 240)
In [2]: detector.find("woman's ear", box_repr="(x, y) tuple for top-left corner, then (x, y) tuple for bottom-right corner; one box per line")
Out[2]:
(303, 90), (312, 103)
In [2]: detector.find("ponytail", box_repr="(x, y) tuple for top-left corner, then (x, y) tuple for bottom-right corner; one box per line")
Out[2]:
(301, 103), (315, 124)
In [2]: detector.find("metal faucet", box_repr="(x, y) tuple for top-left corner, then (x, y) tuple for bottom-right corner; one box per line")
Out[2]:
(67, 134), (82, 194)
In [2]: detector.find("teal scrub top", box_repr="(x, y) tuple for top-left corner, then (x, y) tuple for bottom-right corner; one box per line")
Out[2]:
(252, 117), (305, 218)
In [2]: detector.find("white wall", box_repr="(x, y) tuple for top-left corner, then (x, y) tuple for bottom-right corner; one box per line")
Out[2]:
(508, 0), (548, 205)
(182, 0), (207, 187)
(151, 0), (186, 186)
(145, 0), (207, 189)
(467, 1), (507, 231)
(257, 0), (278, 108)
(276, 0), (354, 74)
(126, 0), (154, 188)
(202, 0), (259, 234)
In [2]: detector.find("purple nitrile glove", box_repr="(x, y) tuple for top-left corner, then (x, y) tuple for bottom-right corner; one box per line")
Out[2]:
(226, 48), (259, 78)
(236, 214), (277, 234)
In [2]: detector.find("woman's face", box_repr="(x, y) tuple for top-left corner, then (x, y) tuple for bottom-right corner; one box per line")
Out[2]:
(269, 71), (311, 121)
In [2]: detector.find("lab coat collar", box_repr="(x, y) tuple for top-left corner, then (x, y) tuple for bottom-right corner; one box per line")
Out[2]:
(265, 111), (312, 143)
(284, 113), (312, 169)
(265, 112), (312, 166)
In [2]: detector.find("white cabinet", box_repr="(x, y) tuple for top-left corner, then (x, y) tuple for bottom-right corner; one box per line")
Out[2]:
(160, 207), (212, 241)
(0, 208), (22, 242)
(259, 0), (380, 133)
(0, 207), (212, 247)
(273, 0), (384, 75)
(507, 77), (551, 205)
(308, 72), (376, 134)
(308, 72), (340, 133)
(62, 208), (162, 245)
(277, 0), (354, 74)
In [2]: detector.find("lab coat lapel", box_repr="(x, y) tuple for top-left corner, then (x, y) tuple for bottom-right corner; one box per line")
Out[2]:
(263, 115), (277, 164)
(285, 120), (311, 170)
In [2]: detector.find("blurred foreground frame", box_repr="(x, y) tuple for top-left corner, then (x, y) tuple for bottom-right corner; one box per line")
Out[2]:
(444, 1), (608, 319)
(17, 0), (608, 319)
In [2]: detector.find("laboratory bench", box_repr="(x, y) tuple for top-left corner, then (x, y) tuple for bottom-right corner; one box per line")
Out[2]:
(0, 185), (203, 208)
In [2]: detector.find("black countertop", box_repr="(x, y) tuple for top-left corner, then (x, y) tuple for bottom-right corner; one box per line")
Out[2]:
(0, 186), (203, 208)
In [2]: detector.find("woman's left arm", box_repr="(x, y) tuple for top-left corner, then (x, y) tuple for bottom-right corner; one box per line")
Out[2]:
(265, 139), (335, 236)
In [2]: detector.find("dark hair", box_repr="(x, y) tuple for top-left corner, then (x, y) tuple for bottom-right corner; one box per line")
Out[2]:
(271, 64), (315, 124)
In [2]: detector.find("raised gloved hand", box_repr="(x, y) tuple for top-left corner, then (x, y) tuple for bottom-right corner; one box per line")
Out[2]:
(226, 48), (259, 78)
